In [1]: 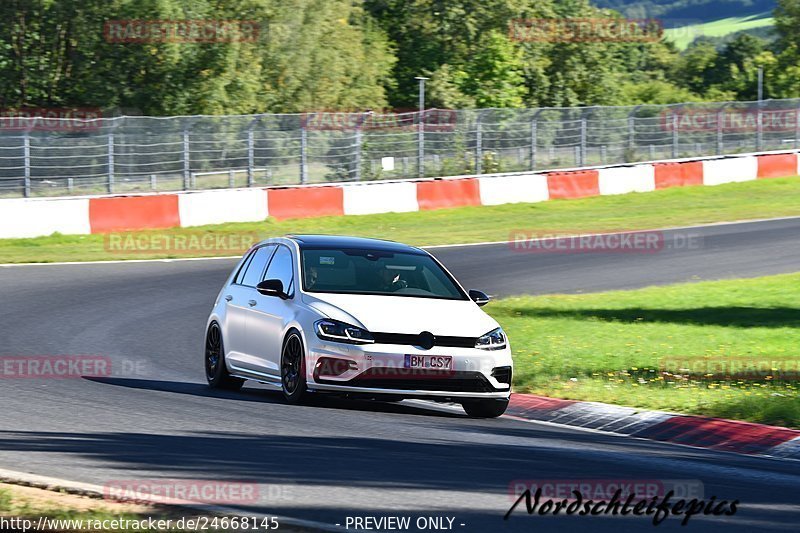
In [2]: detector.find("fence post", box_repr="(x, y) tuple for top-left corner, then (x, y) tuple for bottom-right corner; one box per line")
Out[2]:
(530, 119), (537, 171)
(247, 129), (254, 187)
(672, 114), (678, 158)
(475, 116), (483, 175)
(107, 133), (115, 194)
(716, 110), (724, 155)
(183, 129), (190, 190)
(417, 110), (425, 178)
(67, 177), (73, 193)
(228, 169), (235, 188)
(23, 132), (31, 198)
(796, 107), (800, 150)
(580, 117), (587, 166)
(756, 106), (763, 151)
(300, 126), (308, 184)
(355, 121), (363, 181)
(628, 114), (635, 150)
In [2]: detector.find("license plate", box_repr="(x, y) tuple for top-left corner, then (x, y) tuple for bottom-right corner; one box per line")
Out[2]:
(404, 355), (453, 370)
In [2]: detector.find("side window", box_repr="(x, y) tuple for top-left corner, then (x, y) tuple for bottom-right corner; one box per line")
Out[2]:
(263, 245), (294, 295)
(233, 249), (256, 284)
(239, 245), (275, 287)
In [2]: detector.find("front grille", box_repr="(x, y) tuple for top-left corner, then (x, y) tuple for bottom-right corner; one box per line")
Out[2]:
(318, 369), (510, 393)
(372, 332), (477, 349)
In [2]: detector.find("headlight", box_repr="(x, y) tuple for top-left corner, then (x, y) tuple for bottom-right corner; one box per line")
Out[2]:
(314, 319), (374, 345)
(475, 327), (507, 350)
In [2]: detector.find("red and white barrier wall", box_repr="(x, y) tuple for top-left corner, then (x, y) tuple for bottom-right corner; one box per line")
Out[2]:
(1, 150), (798, 239)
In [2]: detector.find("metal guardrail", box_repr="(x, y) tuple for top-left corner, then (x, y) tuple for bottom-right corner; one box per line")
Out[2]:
(1, 99), (799, 198)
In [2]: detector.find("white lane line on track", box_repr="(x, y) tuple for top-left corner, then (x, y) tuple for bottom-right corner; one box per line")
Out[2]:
(424, 214), (800, 249)
(0, 467), (345, 532)
(2, 214), (800, 267)
(405, 399), (800, 464)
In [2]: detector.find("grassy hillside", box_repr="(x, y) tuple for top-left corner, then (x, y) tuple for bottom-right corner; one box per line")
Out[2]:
(593, 0), (775, 21)
(594, 0), (775, 49)
(664, 13), (774, 49)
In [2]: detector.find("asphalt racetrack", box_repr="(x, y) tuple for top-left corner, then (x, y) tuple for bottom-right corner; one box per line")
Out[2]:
(1, 217), (800, 531)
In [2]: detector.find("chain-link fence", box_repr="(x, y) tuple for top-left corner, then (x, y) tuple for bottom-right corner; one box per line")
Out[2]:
(2, 99), (799, 198)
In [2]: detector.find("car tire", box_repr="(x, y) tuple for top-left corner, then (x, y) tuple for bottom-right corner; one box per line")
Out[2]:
(462, 398), (509, 418)
(281, 330), (308, 404)
(205, 322), (245, 391)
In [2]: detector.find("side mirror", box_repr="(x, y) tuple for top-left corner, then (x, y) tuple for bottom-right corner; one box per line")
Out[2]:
(468, 289), (490, 306)
(257, 279), (287, 299)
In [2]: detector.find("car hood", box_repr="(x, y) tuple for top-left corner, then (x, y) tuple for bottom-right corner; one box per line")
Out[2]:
(302, 292), (498, 337)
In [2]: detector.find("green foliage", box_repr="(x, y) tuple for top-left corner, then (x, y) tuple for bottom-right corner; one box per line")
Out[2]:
(0, 0), (798, 114)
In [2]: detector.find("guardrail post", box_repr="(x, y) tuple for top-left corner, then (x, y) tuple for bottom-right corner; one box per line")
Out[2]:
(300, 126), (308, 184)
(107, 133), (114, 194)
(716, 110), (723, 155)
(530, 119), (537, 171)
(672, 114), (679, 158)
(67, 177), (74, 193)
(183, 129), (190, 190)
(475, 117), (483, 175)
(580, 117), (587, 166)
(150, 174), (157, 190)
(247, 129), (255, 187)
(23, 132), (31, 198)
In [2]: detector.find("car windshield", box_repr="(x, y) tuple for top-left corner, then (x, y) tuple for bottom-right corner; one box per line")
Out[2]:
(301, 248), (467, 300)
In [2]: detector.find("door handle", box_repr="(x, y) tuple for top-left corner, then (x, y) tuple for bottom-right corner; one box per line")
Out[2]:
(248, 300), (257, 307)
(224, 295), (233, 302)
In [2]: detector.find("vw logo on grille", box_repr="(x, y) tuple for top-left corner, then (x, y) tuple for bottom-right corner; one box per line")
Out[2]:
(417, 331), (435, 350)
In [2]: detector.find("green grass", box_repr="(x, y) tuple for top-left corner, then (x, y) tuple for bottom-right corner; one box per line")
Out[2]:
(664, 13), (774, 50)
(2, 176), (800, 263)
(487, 272), (800, 428)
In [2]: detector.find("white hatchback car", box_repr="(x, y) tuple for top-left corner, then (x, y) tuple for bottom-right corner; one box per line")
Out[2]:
(205, 235), (512, 417)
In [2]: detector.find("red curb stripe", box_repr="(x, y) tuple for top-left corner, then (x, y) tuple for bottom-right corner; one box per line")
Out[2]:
(757, 153), (797, 179)
(89, 195), (180, 233)
(631, 416), (800, 454)
(546, 170), (600, 199)
(654, 161), (704, 189)
(267, 186), (344, 220)
(507, 394), (575, 418)
(416, 179), (481, 210)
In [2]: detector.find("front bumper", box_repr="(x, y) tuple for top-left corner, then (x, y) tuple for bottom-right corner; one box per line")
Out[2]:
(306, 338), (513, 400)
